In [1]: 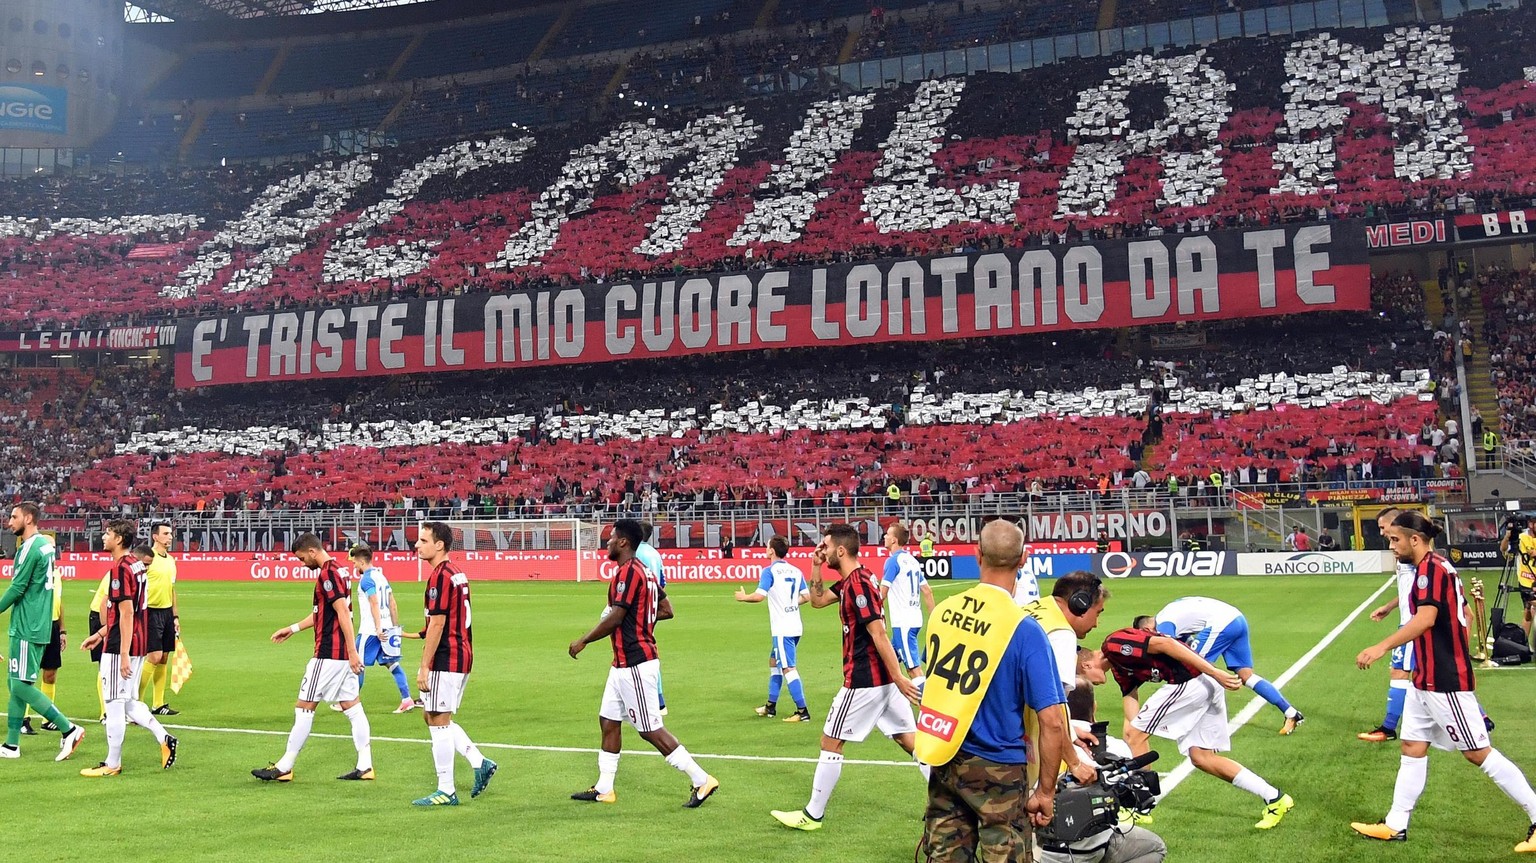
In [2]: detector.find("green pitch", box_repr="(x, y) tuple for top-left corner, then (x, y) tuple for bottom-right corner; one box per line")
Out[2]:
(9, 572), (1535, 862)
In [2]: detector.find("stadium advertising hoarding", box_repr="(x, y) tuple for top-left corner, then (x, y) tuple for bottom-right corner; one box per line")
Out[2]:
(175, 222), (1371, 387)
(0, 84), (66, 134)
(1068, 550), (1393, 578)
(1447, 544), (1504, 568)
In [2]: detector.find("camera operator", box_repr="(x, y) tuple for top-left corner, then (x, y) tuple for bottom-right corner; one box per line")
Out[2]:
(1037, 650), (1166, 863)
(916, 521), (1070, 863)
(1019, 572), (1112, 789)
(1496, 514), (1536, 641)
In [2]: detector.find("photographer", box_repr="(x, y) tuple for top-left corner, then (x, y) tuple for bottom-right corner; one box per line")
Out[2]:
(1037, 650), (1166, 863)
(1496, 514), (1536, 641)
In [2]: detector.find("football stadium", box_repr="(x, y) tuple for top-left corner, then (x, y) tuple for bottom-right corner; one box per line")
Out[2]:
(5, 0), (1536, 860)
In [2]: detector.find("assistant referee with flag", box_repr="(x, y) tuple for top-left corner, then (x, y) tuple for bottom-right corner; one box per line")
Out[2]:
(917, 520), (1069, 863)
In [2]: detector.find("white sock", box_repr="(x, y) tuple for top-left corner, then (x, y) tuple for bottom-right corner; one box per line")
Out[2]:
(1386, 754), (1428, 831)
(125, 701), (168, 743)
(807, 750), (843, 820)
(1231, 767), (1280, 802)
(1481, 749), (1536, 821)
(342, 704), (372, 770)
(104, 700), (126, 769)
(917, 758), (931, 783)
(275, 708), (314, 773)
(429, 724), (455, 794)
(448, 722), (484, 769)
(665, 745), (710, 787)
(595, 750), (619, 794)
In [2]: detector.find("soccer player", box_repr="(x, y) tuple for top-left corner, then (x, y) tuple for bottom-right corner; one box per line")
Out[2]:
(1135, 595), (1305, 734)
(77, 519), (177, 776)
(348, 544), (415, 714)
(734, 536), (811, 722)
(637, 523), (668, 716)
(1087, 624), (1294, 829)
(1352, 511), (1536, 850)
(141, 522), (180, 716)
(251, 533), (372, 783)
(770, 524), (923, 832)
(0, 502), (85, 760)
(568, 518), (718, 808)
(1360, 506), (1418, 742)
(22, 555), (66, 736)
(881, 522), (935, 692)
(411, 522), (496, 806)
(1497, 513), (1536, 641)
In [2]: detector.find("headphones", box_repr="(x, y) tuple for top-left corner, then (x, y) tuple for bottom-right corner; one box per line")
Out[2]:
(1067, 576), (1102, 616)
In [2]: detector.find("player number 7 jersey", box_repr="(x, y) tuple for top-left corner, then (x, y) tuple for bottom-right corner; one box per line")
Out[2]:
(757, 560), (807, 637)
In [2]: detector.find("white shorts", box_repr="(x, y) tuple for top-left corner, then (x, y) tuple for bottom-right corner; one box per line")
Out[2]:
(100, 654), (145, 703)
(298, 658), (360, 705)
(823, 684), (917, 743)
(421, 670), (469, 714)
(1132, 676), (1229, 755)
(600, 659), (664, 732)
(1400, 688), (1490, 752)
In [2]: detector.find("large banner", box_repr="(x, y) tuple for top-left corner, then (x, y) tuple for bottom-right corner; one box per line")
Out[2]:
(0, 325), (173, 353)
(175, 222), (1370, 388)
(0, 84), (66, 134)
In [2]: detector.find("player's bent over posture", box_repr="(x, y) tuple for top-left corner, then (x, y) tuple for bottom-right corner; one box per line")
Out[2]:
(251, 533), (373, 783)
(78, 520), (177, 776)
(1352, 511), (1536, 852)
(411, 522), (496, 806)
(770, 524), (926, 831)
(568, 519), (718, 808)
(1088, 626), (1294, 830)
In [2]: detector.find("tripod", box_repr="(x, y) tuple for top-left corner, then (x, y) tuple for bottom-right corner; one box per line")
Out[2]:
(1485, 523), (1528, 661)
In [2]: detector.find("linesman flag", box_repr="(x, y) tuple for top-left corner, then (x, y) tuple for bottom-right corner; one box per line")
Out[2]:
(171, 638), (194, 695)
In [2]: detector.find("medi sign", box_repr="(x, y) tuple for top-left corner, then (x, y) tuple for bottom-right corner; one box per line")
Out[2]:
(0, 84), (66, 134)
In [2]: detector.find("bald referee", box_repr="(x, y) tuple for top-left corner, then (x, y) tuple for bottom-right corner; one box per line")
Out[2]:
(140, 523), (179, 715)
(917, 520), (1068, 862)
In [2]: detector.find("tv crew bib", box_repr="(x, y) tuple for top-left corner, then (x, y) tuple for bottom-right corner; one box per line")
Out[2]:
(915, 585), (1026, 766)
(1021, 598), (1074, 787)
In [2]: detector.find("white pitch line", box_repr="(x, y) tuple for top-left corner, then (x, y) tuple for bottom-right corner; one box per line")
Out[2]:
(153, 722), (922, 767)
(1159, 575), (1396, 795)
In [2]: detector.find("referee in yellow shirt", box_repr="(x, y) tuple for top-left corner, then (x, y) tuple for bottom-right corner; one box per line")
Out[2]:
(21, 561), (66, 735)
(141, 523), (180, 715)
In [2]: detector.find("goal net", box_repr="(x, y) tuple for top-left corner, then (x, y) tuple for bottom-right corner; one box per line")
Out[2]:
(427, 518), (604, 582)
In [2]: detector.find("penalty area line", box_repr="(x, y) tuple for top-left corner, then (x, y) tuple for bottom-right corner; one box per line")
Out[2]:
(151, 722), (922, 767)
(1159, 574), (1396, 796)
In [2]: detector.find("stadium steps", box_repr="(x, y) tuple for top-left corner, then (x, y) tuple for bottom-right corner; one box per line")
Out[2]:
(836, 22), (862, 63)
(754, 0), (780, 28)
(1097, 0), (1118, 31)
(603, 61), (632, 99)
(253, 44), (293, 98)
(384, 33), (426, 83)
(177, 107), (212, 162)
(376, 92), (414, 134)
(1463, 296), (1500, 434)
(526, 4), (576, 64)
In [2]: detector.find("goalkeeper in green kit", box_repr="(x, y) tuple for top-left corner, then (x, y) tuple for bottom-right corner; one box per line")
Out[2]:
(0, 503), (84, 760)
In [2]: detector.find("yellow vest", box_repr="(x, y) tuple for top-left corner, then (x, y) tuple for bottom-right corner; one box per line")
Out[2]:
(49, 565), (62, 621)
(90, 573), (110, 615)
(914, 585), (1026, 766)
(146, 549), (176, 609)
(1021, 598), (1074, 787)
(919, 537), (935, 558)
(887, 484), (901, 501)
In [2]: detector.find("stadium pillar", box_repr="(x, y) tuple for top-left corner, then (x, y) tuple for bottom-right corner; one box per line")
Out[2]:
(0, 0), (124, 153)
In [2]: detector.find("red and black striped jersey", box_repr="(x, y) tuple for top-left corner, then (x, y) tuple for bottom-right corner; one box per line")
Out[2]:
(310, 559), (352, 661)
(608, 558), (661, 668)
(1101, 627), (1198, 695)
(426, 559), (474, 674)
(832, 566), (893, 689)
(1409, 552), (1475, 693)
(104, 554), (148, 657)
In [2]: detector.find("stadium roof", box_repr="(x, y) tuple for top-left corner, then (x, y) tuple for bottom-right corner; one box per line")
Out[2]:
(126, 0), (438, 21)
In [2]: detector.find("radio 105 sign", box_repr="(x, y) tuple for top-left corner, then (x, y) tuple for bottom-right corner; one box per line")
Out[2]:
(0, 85), (66, 134)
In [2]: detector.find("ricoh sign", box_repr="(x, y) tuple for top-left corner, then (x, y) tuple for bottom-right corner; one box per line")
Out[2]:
(0, 85), (66, 135)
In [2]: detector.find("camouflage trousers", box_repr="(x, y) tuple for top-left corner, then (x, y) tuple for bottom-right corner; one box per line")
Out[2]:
(920, 753), (1032, 863)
